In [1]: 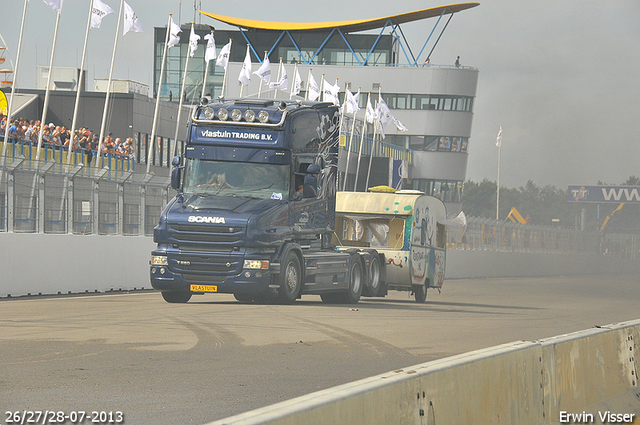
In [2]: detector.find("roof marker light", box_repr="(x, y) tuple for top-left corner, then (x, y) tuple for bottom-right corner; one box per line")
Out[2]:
(258, 110), (269, 124)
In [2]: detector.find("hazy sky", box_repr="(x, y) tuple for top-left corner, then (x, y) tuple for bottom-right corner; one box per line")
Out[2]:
(2, 0), (639, 189)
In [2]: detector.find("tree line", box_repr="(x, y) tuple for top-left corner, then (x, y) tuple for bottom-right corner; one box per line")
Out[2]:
(461, 176), (640, 231)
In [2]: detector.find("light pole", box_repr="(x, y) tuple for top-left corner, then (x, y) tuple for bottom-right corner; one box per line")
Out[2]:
(496, 126), (502, 221)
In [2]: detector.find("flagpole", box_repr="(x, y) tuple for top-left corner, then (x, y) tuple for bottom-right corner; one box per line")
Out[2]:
(35, 9), (62, 162)
(95, 0), (124, 175)
(289, 63), (297, 100)
(337, 83), (347, 189)
(200, 30), (214, 99)
(305, 68), (312, 101)
(353, 92), (370, 192)
(365, 95), (380, 191)
(146, 14), (172, 174)
(220, 38), (231, 99)
(239, 44), (249, 98)
(66, 0), (94, 166)
(201, 60), (210, 98)
(173, 22), (194, 158)
(258, 51), (267, 97)
(273, 57), (282, 99)
(1, 0), (29, 163)
(342, 87), (359, 191)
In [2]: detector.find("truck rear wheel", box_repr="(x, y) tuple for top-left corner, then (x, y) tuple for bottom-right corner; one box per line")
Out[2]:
(366, 253), (382, 297)
(337, 254), (364, 304)
(161, 291), (192, 303)
(278, 252), (302, 304)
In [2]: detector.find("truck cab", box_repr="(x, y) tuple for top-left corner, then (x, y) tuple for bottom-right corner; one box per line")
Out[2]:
(150, 99), (363, 304)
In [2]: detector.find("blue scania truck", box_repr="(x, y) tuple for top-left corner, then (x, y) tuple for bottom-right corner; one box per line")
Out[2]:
(150, 98), (381, 304)
(150, 98), (447, 304)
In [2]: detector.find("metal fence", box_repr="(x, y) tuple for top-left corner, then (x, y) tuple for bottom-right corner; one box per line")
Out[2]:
(446, 216), (638, 260)
(0, 155), (170, 236)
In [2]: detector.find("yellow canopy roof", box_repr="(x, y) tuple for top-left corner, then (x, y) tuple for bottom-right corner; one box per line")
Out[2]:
(199, 3), (479, 32)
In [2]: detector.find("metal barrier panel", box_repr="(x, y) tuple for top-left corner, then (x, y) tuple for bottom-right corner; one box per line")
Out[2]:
(13, 170), (37, 233)
(44, 173), (66, 234)
(123, 182), (141, 236)
(98, 181), (118, 235)
(73, 177), (93, 235)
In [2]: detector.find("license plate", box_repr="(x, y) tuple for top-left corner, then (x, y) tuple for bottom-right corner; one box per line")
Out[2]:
(190, 284), (218, 292)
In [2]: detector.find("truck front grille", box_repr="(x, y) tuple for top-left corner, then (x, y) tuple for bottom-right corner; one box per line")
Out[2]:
(169, 254), (243, 276)
(168, 223), (245, 253)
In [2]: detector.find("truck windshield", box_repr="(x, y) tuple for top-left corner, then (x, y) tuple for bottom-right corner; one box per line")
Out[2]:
(183, 159), (291, 200)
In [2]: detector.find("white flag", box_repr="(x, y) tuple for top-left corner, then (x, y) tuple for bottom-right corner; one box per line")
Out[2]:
(365, 95), (375, 124)
(123, 1), (144, 35)
(188, 26), (200, 57)
(90, 0), (114, 29)
(392, 116), (408, 132)
(238, 47), (252, 86)
(344, 89), (360, 115)
(269, 65), (287, 90)
(167, 17), (181, 48)
(216, 41), (231, 70)
(292, 69), (302, 96)
(322, 79), (340, 106)
(253, 57), (271, 84)
(308, 73), (320, 101)
(204, 33), (216, 62)
(496, 126), (503, 147)
(376, 96), (393, 128)
(42, 0), (63, 12)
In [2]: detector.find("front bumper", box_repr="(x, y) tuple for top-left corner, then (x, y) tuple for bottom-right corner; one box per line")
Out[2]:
(150, 250), (277, 296)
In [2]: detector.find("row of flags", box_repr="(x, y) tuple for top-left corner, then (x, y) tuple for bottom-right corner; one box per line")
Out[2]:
(40, 0), (143, 34)
(37, 0), (408, 139)
(193, 35), (408, 136)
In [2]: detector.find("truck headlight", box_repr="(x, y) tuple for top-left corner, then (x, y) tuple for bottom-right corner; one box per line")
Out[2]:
(243, 260), (269, 269)
(151, 255), (168, 266)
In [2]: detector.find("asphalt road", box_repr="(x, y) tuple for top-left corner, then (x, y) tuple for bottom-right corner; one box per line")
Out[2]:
(1, 273), (639, 425)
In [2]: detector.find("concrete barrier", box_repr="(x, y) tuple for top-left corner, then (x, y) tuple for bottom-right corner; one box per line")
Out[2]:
(2, 233), (638, 298)
(205, 320), (640, 425)
(0, 233), (155, 297)
(446, 249), (640, 279)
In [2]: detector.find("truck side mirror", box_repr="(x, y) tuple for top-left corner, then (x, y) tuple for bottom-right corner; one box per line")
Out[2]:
(171, 167), (181, 191)
(171, 156), (182, 191)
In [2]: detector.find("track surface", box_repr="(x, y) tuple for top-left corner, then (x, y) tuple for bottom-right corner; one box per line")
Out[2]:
(2, 274), (638, 424)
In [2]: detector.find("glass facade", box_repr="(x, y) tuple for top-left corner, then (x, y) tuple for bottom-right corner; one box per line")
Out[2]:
(412, 179), (464, 203)
(154, 26), (396, 103)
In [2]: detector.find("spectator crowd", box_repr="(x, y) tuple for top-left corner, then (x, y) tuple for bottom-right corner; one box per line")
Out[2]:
(0, 113), (135, 162)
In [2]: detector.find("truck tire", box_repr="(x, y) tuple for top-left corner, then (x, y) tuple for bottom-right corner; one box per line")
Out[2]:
(414, 280), (428, 303)
(278, 252), (302, 304)
(366, 252), (382, 297)
(339, 254), (364, 304)
(161, 291), (192, 303)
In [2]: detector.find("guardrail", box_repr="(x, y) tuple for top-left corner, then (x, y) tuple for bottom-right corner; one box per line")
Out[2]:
(206, 319), (640, 425)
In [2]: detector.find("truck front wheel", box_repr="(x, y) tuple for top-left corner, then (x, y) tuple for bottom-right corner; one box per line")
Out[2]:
(161, 291), (192, 303)
(278, 252), (302, 304)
